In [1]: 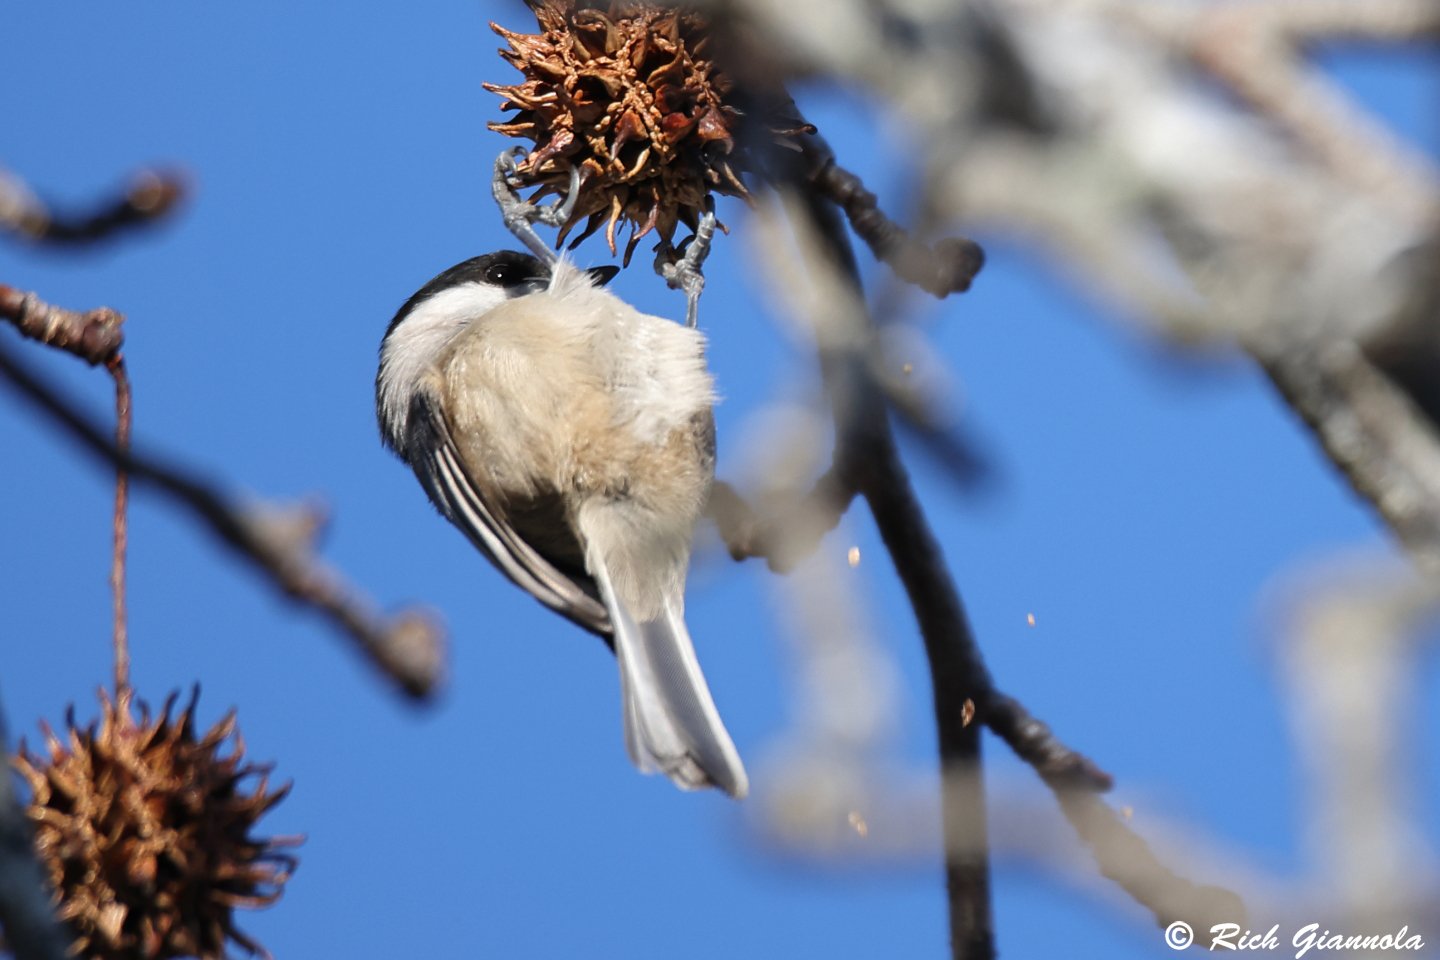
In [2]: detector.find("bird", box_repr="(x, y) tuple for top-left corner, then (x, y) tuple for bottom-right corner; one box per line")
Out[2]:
(376, 248), (748, 799)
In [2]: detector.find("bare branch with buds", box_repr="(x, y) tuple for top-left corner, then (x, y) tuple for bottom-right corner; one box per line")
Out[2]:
(0, 285), (125, 367)
(0, 333), (446, 700)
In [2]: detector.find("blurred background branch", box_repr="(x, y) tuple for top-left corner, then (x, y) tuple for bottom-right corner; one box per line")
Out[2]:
(0, 161), (448, 700)
(0, 166), (184, 247)
(703, 0), (1440, 951)
(0, 334), (446, 700)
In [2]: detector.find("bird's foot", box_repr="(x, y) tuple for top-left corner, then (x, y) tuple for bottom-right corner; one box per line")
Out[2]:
(655, 197), (717, 329)
(491, 148), (581, 265)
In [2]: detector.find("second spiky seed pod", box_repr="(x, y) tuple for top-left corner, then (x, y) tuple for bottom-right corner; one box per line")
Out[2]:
(13, 687), (299, 960)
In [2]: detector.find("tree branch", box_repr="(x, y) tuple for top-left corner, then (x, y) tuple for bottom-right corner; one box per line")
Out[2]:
(755, 122), (1251, 950)
(809, 156), (986, 298)
(981, 694), (1114, 792)
(0, 167), (184, 247)
(857, 426), (994, 958)
(0, 285), (124, 367)
(1260, 338), (1440, 578)
(980, 695), (1243, 930)
(106, 357), (132, 693)
(1052, 789), (1247, 935)
(771, 131), (996, 959)
(1223, 0), (1440, 42)
(1182, 0), (1434, 208)
(0, 334), (446, 701)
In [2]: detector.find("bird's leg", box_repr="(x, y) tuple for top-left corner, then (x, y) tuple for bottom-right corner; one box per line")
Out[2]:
(491, 148), (581, 265)
(655, 197), (717, 328)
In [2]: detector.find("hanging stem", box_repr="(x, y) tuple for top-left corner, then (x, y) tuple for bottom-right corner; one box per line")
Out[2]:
(106, 355), (131, 693)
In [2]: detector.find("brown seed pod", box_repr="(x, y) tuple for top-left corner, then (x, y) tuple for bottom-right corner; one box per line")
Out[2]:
(12, 687), (299, 960)
(486, 2), (762, 264)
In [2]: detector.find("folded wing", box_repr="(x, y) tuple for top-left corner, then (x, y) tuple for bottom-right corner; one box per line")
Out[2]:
(405, 389), (612, 637)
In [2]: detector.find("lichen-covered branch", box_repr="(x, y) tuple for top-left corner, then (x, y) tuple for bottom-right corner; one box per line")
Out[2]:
(0, 335), (446, 700)
(1190, 0), (1440, 43)
(1261, 340), (1440, 579)
(1177, 1), (1436, 208)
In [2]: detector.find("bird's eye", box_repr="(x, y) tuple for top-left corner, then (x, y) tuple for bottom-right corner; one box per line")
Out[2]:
(485, 264), (514, 285)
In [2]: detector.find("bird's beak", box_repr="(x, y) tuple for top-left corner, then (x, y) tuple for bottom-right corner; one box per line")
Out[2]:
(586, 265), (621, 287)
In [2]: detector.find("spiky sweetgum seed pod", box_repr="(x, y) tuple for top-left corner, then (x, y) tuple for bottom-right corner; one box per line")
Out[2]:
(486, 1), (753, 264)
(12, 687), (299, 960)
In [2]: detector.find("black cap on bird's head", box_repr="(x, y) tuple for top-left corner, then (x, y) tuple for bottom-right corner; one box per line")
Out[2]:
(378, 250), (624, 452)
(383, 250), (619, 342)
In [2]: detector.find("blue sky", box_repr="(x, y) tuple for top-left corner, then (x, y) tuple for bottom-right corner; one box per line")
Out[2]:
(1, 4), (1437, 958)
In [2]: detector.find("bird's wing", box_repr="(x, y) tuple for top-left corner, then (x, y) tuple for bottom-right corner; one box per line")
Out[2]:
(406, 389), (613, 637)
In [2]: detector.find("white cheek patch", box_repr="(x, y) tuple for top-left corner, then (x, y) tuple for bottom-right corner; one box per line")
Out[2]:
(378, 282), (509, 444)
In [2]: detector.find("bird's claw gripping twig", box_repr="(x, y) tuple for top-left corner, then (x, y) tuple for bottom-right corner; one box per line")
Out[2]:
(491, 148), (581, 265)
(655, 197), (717, 329)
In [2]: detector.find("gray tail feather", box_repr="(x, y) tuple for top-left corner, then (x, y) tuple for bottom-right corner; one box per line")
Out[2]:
(589, 554), (749, 800)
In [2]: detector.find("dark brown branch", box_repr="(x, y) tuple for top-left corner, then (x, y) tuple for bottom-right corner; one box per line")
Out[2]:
(0, 169), (184, 247)
(810, 157), (985, 299)
(981, 694), (1113, 792)
(0, 335), (446, 701)
(777, 133), (996, 959)
(0, 690), (71, 960)
(859, 430), (995, 958)
(773, 128), (1251, 953)
(0, 285), (124, 366)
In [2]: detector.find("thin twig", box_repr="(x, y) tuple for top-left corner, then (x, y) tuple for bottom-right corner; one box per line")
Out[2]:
(106, 357), (132, 693)
(709, 479), (1117, 801)
(0, 335), (446, 700)
(0, 688), (71, 960)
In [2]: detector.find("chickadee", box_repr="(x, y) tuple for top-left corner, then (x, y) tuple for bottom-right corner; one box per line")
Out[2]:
(376, 249), (748, 799)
